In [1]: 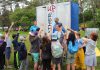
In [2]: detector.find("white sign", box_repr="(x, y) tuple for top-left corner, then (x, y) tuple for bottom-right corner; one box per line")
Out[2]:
(36, 2), (71, 33)
(85, 28), (99, 37)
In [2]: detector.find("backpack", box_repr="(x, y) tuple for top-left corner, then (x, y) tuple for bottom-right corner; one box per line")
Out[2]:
(68, 40), (79, 54)
(51, 40), (63, 58)
(18, 42), (27, 60)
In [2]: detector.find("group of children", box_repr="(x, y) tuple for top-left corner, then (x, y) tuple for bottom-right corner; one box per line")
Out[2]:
(0, 19), (98, 70)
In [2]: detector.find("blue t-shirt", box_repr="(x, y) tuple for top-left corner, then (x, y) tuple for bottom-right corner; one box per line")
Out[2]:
(30, 25), (39, 32)
(53, 23), (66, 33)
(77, 38), (83, 48)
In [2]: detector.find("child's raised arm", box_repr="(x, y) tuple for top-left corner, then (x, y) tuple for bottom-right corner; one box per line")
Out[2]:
(67, 28), (78, 34)
(8, 22), (14, 35)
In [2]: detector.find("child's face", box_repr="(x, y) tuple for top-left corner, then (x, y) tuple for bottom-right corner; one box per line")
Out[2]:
(34, 21), (37, 25)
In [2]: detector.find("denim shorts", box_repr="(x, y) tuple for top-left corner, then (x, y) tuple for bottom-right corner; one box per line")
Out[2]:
(31, 53), (39, 63)
(5, 47), (11, 60)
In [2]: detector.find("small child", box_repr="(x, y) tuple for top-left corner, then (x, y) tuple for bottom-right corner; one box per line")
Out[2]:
(75, 33), (86, 70)
(40, 35), (52, 70)
(5, 23), (14, 68)
(51, 32), (63, 70)
(0, 36), (6, 70)
(18, 36), (28, 70)
(83, 32), (98, 70)
(30, 28), (41, 70)
(12, 29), (20, 69)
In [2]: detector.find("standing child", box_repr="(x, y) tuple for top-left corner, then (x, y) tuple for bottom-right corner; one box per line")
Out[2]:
(0, 36), (6, 70)
(18, 36), (28, 70)
(29, 20), (39, 53)
(66, 31), (78, 70)
(51, 23), (64, 70)
(83, 32), (98, 70)
(40, 36), (52, 70)
(5, 23), (14, 68)
(30, 28), (41, 70)
(75, 33), (86, 70)
(12, 27), (21, 69)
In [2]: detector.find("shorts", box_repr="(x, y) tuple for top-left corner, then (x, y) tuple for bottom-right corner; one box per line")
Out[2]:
(85, 54), (97, 66)
(52, 57), (62, 64)
(5, 47), (11, 60)
(31, 53), (39, 63)
(66, 51), (75, 64)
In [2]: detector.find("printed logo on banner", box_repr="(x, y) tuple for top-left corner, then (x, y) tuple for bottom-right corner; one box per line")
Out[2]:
(47, 5), (57, 33)
(48, 5), (56, 12)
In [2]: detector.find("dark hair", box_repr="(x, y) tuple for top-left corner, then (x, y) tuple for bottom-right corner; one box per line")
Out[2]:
(42, 36), (48, 43)
(56, 23), (62, 28)
(12, 34), (16, 39)
(42, 36), (51, 45)
(36, 28), (40, 31)
(90, 32), (98, 41)
(67, 32), (76, 46)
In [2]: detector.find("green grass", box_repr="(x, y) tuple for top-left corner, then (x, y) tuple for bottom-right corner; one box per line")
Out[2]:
(1, 31), (100, 70)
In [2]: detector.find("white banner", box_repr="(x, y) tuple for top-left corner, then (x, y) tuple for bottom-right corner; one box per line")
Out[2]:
(36, 2), (71, 33)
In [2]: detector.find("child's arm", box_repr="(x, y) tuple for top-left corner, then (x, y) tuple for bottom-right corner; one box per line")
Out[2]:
(14, 26), (21, 41)
(82, 37), (89, 44)
(67, 28), (78, 34)
(40, 49), (42, 60)
(8, 22), (14, 35)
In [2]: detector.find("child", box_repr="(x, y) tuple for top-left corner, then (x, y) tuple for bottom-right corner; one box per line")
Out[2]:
(0, 36), (6, 70)
(66, 31), (77, 70)
(40, 35), (52, 70)
(75, 33), (86, 70)
(83, 32), (98, 70)
(29, 20), (39, 53)
(18, 36), (28, 70)
(30, 28), (41, 70)
(12, 27), (20, 69)
(52, 23), (65, 70)
(5, 23), (14, 68)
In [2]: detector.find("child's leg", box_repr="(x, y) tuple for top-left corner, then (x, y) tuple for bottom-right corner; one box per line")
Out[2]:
(19, 60), (25, 70)
(75, 51), (80, 69)
(92, 66), (95, 70)
(79, 48), (86, 70)
(57, 63), (61, 70)
(32, 53), (39, 70)
(52, 64), (56, 70)
(46, 59), (51, 70)
(87, 66), (91, 70)
(71, 63), (75, 70)
(14, 51), (18, 68)
(3, 54), (5, 67)
(67, 64), (70, 70)
(34, 62), (38, 70)
(25, 58), (29, 70)
(0, 58), (4, 69)
(42, 59), (46, 70)
(5, 47), (11, 67)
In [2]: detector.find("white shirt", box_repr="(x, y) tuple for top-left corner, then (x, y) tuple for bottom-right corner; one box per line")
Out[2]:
(5, 34), (12, 47)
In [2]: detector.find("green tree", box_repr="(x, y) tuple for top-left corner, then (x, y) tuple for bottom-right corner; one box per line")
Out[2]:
(9, 7), (36, 27)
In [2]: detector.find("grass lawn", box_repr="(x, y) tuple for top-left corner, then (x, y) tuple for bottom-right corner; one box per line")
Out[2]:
(1, 30), (100, 70)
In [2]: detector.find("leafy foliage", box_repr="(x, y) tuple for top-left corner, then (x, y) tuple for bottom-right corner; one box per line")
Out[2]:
(9, 7), (36, 27)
